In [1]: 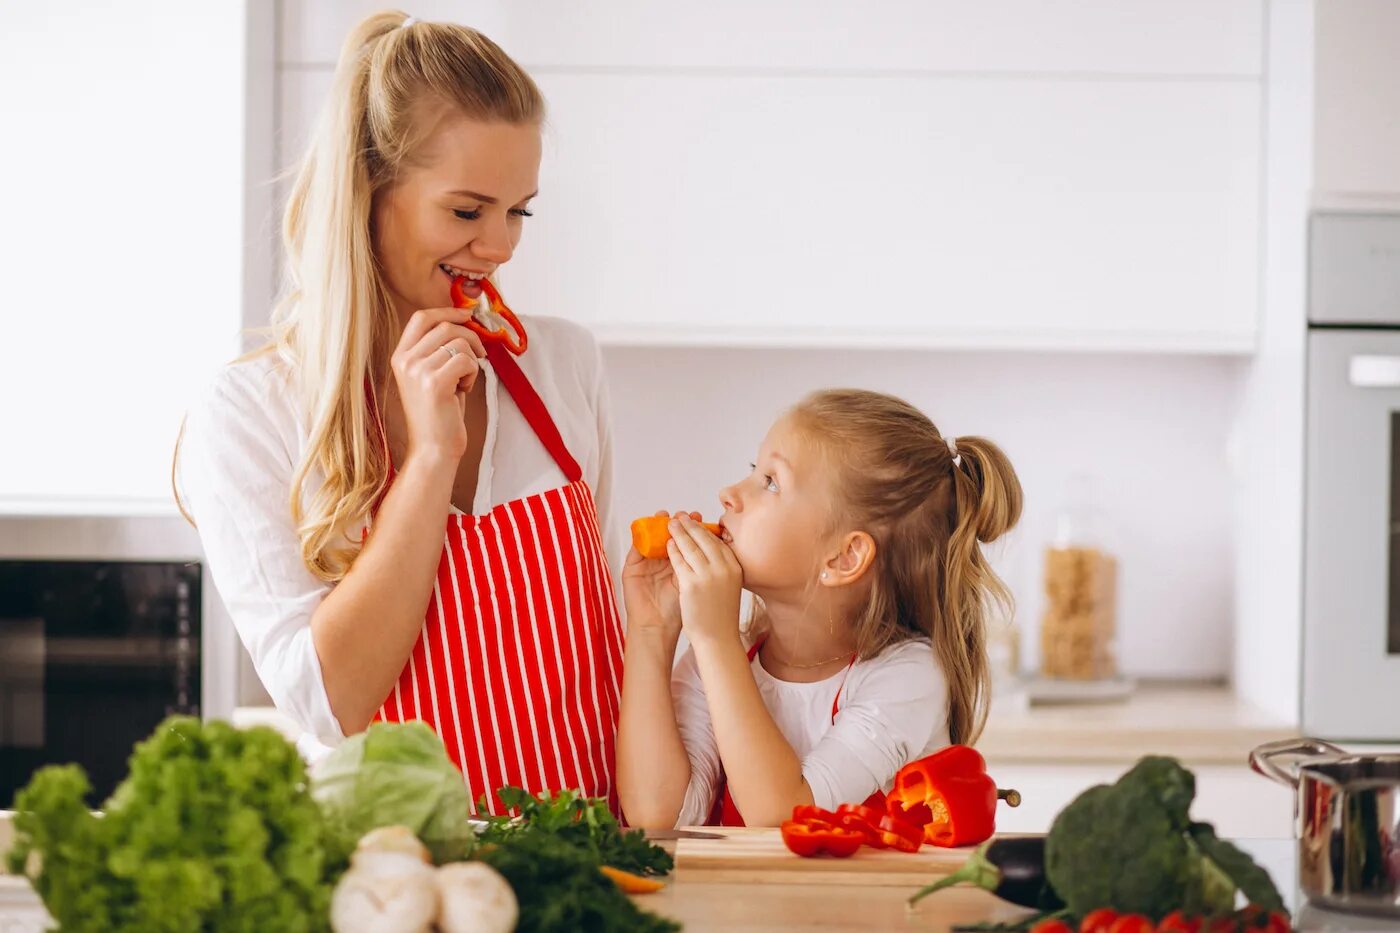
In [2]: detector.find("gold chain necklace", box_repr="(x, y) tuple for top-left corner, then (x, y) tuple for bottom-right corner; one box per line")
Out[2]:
(763, 646), (849, 670)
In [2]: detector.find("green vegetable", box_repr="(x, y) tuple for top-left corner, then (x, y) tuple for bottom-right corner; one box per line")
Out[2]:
(1044, 756), (1284, 921)
(310, 720), (475, 863)
(1187, 823), (1286, 913)
(478, 786), (673, 877)
(6, 716), (340, 933)
(477, 831), (680, 933)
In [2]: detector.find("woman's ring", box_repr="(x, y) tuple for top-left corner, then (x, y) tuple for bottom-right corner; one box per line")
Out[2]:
(439, 344), (460, 359)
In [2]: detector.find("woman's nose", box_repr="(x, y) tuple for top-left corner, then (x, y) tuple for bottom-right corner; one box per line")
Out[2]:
(471, 219), (514, 265)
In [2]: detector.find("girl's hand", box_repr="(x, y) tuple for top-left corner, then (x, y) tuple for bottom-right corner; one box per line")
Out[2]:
(391, 307), (488, 464)
(622, 510), (696, 634)
(667, 513), (743, 647)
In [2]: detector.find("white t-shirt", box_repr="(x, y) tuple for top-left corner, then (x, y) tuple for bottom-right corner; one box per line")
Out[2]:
(671, 638), (951, 826)
(176, 314), (624, 750)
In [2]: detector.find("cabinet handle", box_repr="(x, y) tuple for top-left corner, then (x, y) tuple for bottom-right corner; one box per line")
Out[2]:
(1350, 355), (1400, 388)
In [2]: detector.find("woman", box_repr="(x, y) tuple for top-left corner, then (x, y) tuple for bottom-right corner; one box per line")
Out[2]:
(176, 11), (624, 815)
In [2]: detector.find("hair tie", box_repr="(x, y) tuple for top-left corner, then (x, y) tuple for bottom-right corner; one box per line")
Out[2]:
(946, 435), (962, 468)
(401, 15), (418, 28)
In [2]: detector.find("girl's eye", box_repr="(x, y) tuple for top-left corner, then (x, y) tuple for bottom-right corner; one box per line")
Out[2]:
(509, 208), (534, 218)
(452, 208), (482, 221)
(747, 462), (777, 492)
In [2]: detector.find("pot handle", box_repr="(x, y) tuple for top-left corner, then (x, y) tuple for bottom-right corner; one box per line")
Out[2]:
(1248, 737), (1349, 788)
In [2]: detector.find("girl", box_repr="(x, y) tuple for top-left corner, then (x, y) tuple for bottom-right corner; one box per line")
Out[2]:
(176, 12), (626, 815)
(616, 389), (1022, 828)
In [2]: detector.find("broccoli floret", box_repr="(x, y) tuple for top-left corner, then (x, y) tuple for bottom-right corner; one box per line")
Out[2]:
(1044, 756), (1275, 920)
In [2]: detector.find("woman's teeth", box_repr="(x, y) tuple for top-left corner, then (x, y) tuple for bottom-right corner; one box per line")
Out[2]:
(439, 263), (484, 280)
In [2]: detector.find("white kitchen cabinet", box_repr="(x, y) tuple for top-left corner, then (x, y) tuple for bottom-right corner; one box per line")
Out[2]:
(989, 763), (1296, 839)
(0, 3), (247, 514)
(269, 0), (1265, 353)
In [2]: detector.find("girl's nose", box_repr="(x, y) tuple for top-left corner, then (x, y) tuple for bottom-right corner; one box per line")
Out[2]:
(719, 484), (739, 513)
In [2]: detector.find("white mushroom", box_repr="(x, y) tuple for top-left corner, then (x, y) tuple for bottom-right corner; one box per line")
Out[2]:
(356, 825), (433, 863)
(330, 828), (439, 933)
(435, 861), (519, 933)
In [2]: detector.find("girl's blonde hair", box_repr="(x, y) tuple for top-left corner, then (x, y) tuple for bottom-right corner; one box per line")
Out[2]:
(175, 11), (544, 581)
(788, 389), (1023, 746)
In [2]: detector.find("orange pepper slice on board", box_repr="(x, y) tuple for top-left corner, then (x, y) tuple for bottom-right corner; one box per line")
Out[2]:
(631, 514), (723, 559)
(599, 865), (666, 894)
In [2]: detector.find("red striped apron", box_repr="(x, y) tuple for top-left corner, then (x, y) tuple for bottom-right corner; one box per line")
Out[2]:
(369, 342), (623, 816)
(706, 639), (885, 826)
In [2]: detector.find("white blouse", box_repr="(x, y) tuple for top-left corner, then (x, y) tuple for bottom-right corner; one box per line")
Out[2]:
(671, 638), (951, 827)
(176, 314), (625, 749)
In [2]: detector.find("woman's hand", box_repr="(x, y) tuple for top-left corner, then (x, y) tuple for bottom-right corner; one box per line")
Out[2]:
(622, 510), (689, 635)
(391, 307), (488, 464)
(667, 513), (743, 648)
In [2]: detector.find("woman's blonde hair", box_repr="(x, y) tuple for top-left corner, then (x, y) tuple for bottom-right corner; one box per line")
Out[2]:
(787, 389), (1023, 746)
(175, 11), (544, 581)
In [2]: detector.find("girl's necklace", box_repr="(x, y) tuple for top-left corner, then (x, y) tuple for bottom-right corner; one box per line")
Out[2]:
(763, 646), (849, 670)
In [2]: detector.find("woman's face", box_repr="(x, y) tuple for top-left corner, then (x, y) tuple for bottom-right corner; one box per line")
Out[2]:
(372, 111), (542, 318)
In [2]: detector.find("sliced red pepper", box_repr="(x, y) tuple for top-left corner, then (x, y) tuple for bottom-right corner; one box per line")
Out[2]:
(790, 804), (842, 825)
(886, 744), (1018, 848)
(451, 275), (529, 356)
(833, 803), (923, 853)
(780, 819), (864, 858)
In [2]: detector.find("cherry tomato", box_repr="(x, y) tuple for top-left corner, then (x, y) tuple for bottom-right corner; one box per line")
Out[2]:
(1081, 909), (1121, 933)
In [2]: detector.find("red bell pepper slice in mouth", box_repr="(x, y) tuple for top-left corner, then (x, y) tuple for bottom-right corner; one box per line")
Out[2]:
(450, 275), (528, 356)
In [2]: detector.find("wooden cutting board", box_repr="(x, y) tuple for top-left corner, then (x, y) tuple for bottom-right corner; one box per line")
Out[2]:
(674, 827), (975, 886)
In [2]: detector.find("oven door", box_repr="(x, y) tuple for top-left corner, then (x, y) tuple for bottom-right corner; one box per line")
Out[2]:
(0, 560), (200, 806)
(1303, 328), (1400, 740)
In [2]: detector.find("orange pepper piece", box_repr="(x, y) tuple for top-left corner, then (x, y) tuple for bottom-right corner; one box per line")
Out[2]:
(630, 515), (723, 559)
(599, 865), (666, 894)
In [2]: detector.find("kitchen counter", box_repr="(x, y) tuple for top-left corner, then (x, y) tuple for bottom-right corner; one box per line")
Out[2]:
(638, 836), (1400, 932)
(979, 682), (1298, 765)
(6, 821), (1399, 931)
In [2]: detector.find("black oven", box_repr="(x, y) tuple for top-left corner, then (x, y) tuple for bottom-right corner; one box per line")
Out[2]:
(0, 560), (201, 806)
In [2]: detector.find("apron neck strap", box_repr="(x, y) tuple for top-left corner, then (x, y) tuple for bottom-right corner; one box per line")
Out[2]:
(485, 342), (583, 483)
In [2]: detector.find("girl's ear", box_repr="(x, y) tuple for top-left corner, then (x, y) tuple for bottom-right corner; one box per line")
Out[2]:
(821, 531), (876, 587)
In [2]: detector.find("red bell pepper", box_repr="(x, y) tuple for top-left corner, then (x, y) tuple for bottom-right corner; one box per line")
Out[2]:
(451, 275), (528, 356)
(833, 803), (923, 853)
(780, 815), (864, 858)
(886, 744), (1020, 848)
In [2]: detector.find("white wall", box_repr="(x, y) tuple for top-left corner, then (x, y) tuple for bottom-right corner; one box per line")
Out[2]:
(256, 0), (1267, 682)
(605, 346), (1245, 678)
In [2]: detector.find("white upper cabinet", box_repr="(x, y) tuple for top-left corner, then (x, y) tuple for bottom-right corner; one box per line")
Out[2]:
(0, 3), (246, 514)
(277, 0), (1265, 352)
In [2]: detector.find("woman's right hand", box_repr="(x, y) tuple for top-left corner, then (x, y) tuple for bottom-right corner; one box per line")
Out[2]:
(391, 307), (488, 463)
(622, 510), (693, 634)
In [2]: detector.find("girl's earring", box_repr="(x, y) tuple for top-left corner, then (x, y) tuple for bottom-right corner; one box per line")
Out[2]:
(820, 571), (828, 580)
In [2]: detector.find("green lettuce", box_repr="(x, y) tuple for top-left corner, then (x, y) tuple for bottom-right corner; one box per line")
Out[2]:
(310, 720), (474, 863)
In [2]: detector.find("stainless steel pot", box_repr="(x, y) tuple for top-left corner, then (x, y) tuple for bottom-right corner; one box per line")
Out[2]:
(1251, 738), (1400, 917)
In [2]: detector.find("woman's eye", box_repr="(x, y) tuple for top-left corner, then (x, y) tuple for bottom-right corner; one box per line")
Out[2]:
(452, 208), (482, 221)
(509, 208), (534, 218)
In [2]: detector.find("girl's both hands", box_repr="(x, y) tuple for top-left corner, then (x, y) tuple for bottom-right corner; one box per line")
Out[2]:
(666, 513), (743, 648)
(622, 510), (687, 635)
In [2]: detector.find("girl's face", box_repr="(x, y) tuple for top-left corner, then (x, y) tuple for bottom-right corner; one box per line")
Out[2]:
(372, 111), (542, 319)
(717, 416), (837, 594)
